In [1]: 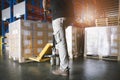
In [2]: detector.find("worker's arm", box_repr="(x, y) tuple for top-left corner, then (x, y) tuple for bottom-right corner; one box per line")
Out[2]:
(43, 0), (47, 11)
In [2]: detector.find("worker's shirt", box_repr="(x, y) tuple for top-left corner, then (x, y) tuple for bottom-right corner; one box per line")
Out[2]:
(50, 0), (74, 20)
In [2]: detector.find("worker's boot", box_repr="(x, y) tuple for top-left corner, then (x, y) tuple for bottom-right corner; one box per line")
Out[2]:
(52, 68), (69, 76)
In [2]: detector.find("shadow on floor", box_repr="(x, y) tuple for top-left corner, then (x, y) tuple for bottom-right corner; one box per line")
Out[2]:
(0, 56), (120, 80)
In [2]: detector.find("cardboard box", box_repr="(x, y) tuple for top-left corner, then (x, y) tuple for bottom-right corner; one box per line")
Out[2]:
(48, 32), (53, 37)
(66, 26), (83, 59)
(47, 37), (53, 41)
(47, 39), (53, 43)
(48, 23), (53, 31)
(22, 29), (33, 39)
(33, 44), (47, 49)
(33, 39), (44, 45)
(33, 31), (48, 39)
(8, 19), (55, 62)
(9, 19), (34, 61)
(22, 39), (33, 48)
(21, 20), (33, 30)
(33, 39), (47, 48)
(33, 22), (47, 31)
(33, 47), (43, 55)
(22, 47), (33, 58)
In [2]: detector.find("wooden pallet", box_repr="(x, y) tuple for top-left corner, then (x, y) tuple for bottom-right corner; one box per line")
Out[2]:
(84, 54), (120, 61)
(8, 55), (33, 63)
(95, 17), (119, 26)
(29, 43), (52, 62)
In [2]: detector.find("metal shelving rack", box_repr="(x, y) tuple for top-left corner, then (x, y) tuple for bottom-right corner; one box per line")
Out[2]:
(1, 0), (16, 54)
(1, 0), (51, 55)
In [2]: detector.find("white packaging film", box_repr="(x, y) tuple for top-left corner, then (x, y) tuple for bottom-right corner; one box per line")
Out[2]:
(85, 26), (120, 56)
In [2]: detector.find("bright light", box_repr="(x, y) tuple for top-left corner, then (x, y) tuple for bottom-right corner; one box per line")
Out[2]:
(81, 5), (95, 24)
(83, 10), (94, 22)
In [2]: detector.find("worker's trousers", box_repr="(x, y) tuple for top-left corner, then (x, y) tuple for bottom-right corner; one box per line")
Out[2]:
(52, 17), (69, 71)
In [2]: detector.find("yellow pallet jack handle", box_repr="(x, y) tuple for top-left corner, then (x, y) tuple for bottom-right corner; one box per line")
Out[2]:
(29, 43), (53, 62)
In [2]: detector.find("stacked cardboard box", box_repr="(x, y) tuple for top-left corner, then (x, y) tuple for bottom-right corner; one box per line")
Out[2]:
(33, 22), (53, 55)
(9, 19), (53, 63)
(66, 26), (84, 59)
(110, 27), (120, 56)
(47, 22), (53, 43)
(9, 20), (33, 62)
(32, 22), (53, 56)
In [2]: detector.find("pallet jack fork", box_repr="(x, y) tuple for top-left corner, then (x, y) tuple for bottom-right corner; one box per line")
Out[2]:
(29, 43), (53, 62)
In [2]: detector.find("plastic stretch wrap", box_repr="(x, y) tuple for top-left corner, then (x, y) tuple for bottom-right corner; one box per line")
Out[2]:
(85, 26), (119, 56)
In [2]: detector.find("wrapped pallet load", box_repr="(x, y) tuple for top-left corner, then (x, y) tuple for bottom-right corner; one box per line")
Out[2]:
(9, 19), (34, 63)
(66, 26), (84, 59)
(84, 26), (120, 61)
(8, 19), (53, 63)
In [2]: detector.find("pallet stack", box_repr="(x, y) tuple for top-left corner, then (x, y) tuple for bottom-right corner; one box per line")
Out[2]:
(47, 23), (53, 43)
(9, 20), (33, 62)
(8, 19), (53, 63)
(95, 0), (119, 27)
(33, 22), (47, 56)
(32, 22), (53, 56)
(66, 26), (84, 59)
(84, 26), (120, 61)
(110, 27), (120, 57)
(95, 17), (119, 26)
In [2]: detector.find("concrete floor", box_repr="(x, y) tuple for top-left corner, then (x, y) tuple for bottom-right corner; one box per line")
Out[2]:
(0, 56), (120, 80)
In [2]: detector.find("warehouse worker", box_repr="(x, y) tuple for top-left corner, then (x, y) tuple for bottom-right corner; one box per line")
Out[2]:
(43, 0), (74, 76)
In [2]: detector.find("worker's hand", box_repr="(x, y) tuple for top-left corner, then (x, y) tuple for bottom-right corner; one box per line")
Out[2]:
(43, 8), (47, 12)
(44, 10), (51, 15)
